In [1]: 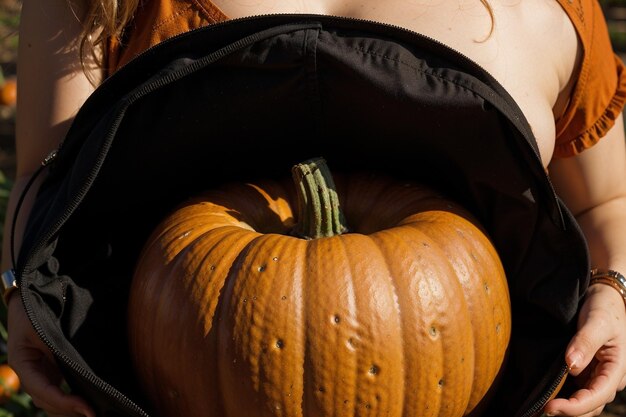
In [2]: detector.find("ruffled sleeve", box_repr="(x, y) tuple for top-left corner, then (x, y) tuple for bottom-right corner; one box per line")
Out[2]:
(106, 0), (229, 76)
(554, 0), (626, 158)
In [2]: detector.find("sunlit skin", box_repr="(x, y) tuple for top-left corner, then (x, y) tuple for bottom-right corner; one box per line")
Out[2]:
(3, 1), (626, 417)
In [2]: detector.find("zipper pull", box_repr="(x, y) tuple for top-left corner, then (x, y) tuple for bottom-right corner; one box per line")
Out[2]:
(41, 149), (58, 167)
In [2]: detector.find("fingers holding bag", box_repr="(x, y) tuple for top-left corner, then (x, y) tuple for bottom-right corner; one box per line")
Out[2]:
(6, 293), (95, 417)
(544, 280), (626, 417)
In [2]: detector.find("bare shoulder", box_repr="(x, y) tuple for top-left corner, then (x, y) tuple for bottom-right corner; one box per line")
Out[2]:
(17, 0), (98, 177)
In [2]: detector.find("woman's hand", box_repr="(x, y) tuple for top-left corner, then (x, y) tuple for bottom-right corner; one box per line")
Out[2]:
(544, 283), (626, 416)
(6, 294), (96, 417)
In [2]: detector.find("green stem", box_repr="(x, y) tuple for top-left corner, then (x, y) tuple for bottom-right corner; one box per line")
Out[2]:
(291, 157), (348, 239)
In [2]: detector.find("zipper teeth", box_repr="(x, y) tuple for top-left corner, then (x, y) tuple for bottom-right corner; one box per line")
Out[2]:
(21, 295), (149, 415)
(520, 363), (569, 417)
(19, 112), (150, 417)
(20, 286), (149, 416)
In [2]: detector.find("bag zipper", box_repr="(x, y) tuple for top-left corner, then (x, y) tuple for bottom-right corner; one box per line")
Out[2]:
(17, 13), (573, 417)
(18, 124), (151, 417)
(519, 363), (570, 417)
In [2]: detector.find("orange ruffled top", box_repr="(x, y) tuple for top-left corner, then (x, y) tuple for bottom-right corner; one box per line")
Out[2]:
(107, 0), (626, 158)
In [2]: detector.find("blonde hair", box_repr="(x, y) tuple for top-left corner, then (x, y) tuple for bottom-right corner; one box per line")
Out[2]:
(479, 0), (495, 40)
(79, 0), (140, 74)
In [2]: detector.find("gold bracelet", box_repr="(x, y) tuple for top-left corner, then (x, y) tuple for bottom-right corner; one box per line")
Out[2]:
(589, 268), (626, 307)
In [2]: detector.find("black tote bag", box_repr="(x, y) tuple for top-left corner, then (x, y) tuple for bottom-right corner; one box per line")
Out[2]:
(15, 14), (589, 417)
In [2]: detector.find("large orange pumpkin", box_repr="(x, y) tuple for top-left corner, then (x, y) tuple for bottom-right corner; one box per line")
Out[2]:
(128, 158), (511, 417)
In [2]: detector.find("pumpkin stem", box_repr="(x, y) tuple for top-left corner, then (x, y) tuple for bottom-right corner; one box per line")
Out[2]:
(291, 157), (348, 239)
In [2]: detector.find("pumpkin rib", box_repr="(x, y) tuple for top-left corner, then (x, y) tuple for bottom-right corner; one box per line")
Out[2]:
(336, 234), (407, 416)
(366, 185), (442, 226)
(400, 213), (510, 413)
(165, 247), (211, 415)
(358, 232), (410, 416)
(369, 226), (475, 416)
(164, 224), (256, 264)
(133, 232), (194, 414)
(147, 208), (255, 261)
(302, 237), (314, 416)
(331, 235), (368, 416)
(340, 177), (442, 234)
(249, 236), (300, 411)
(272, 235), (308, 417)
(370, 228), (461, 416)
(130, 225), (261, 416)
(341, 234), (381, 416)
(217, 233), (306, 416)
(302, 237), (334, 415)
(212, 182), (296, 233)
(337, 235), (365, 416)
(188, 227), (261, 416)
(185, 203), (258, 230)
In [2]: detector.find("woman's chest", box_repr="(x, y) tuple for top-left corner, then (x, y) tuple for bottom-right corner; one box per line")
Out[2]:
(206, 0), (580, 165)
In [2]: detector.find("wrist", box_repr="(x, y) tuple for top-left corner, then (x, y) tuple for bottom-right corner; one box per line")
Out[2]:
(588, 268), (626, 309)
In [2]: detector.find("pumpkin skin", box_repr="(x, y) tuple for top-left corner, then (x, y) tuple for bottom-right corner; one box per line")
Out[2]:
(0, 364), (20, 404)
(128, 167), (511, 417)
(0, 76), (16, 107)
